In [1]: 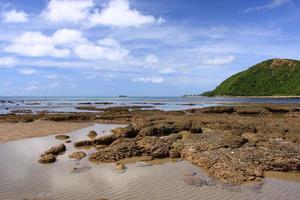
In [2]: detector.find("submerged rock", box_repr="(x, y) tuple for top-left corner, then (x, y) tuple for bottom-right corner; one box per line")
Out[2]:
(71, 165), (92, 173)
(55, 135), (70, 140)
(69, 151), (87, 160)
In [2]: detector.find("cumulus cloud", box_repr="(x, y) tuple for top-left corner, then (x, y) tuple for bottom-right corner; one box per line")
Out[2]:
(19, 68), (36, 75)
(89, 0), (160, 27)
(4, 30), (74, 57)
(131, 76), (163, 83)
(243, 0), (291, 13)
(2, 9), (29, 23)
(42, 0), (93, 23)
(201, 55), (235, 65)
(4, 29), (128, 61)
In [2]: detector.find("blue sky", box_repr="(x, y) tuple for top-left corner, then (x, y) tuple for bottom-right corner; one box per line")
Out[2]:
(0, 0), (299, 96)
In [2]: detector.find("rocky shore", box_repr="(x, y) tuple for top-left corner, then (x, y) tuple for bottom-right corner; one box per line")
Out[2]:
(1, 104), (299, 184)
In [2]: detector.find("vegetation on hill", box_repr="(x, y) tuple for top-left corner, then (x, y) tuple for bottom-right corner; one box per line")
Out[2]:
(203, 59), (300, 96)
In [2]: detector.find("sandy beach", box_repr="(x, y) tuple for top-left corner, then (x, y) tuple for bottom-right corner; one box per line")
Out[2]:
(0, 121), (92, 143)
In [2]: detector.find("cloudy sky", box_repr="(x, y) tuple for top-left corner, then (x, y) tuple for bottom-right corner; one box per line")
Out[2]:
(0, 0), (299, 96)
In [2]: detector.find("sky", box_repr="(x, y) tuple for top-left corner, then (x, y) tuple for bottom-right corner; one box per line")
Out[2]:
(0, 0), (299, 96)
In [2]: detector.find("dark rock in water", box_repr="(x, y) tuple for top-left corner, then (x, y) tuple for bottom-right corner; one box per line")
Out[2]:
(87, 130), (97, 138)
(43, 143), (66, 155)
(74, 140), (93, 148)
(183, 175), (206, 186)
(69, 151), (87, 160)
(55, 135), (70, 140)
(65, 140), (72, 143)
(39, 154), (56, 163)
(95, 102), (114, 105)
(183, 175), (216, 187)
(71, 165), (92, 173)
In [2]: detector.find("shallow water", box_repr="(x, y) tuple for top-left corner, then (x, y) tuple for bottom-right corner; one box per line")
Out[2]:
(1, 96), (300, 114)
(0, 124), (299, 200)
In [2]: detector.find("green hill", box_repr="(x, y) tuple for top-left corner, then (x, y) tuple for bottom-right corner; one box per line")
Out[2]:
(204, 58), (300, 96)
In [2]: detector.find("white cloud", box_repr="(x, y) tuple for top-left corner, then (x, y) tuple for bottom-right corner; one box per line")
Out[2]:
(89, 0), (160, 27)
(42, 0), (93, 23)
(131, 76), (163, 83)
(19, 68), (36, 75)
(0, 56), (17, 68)
(145, 54), (159, 64)
(74, 38), (129, 61)
(201, 55), (235, 65)
(5, 43), (70, 58)
(52, 29), (86, 45)
(2, 9), (29, 23)
(4, 31), (70, 57)
(4, 29), (84, 58)
(243, 0), (291, 13)
(4, 29), (128, 61)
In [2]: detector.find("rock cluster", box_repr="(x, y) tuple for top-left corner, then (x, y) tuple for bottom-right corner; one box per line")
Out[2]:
(39, 143), (66, 163)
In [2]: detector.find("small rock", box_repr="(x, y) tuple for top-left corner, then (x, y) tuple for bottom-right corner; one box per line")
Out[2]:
(43, 143), (66, 155)
(87, 130), (97, 138)
(39, 154), (56, 163)
(55, 135), (70, 140)
(65, 140), (71, 143)
(69, 151), (87, 160)
(115, 163), (126, 171)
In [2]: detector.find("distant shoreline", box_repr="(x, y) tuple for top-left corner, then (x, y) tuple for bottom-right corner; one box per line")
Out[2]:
(183, 95), (300, 99)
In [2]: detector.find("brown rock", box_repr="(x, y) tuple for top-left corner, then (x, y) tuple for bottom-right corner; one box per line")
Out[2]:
(74, 140), (93, 148)
(44, 143), (66, 155)
(69, 151), (87, 160)
(55, 134), (70, 140)
(39, 154), (56, 163)
(169, 149), (181, 158)
(87, 130), (97, 138)
(115, 163), (125, 170)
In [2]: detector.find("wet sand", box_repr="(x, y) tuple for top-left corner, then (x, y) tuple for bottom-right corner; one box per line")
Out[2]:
(0, 124), (299, 200)
(0, 121), (92, 143)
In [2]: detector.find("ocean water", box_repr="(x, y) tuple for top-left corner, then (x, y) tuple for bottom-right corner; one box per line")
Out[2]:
(1, 96), (300, 114)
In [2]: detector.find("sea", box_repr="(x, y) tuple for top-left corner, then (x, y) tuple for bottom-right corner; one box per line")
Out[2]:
(1, 96), (300, 114)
